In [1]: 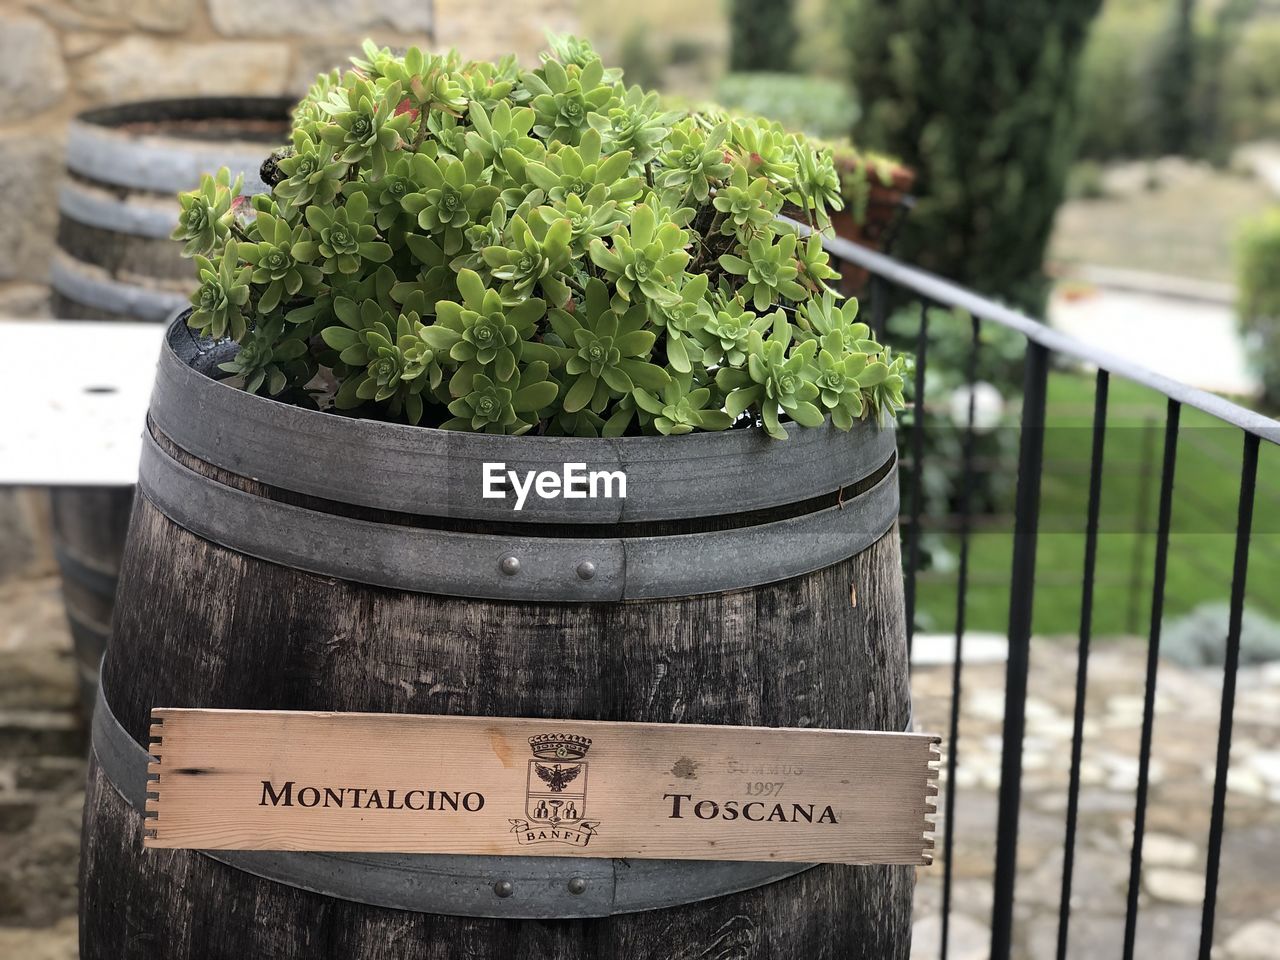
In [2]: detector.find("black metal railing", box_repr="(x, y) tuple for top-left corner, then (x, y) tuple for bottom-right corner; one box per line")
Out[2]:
(815, 229), (1280, 960)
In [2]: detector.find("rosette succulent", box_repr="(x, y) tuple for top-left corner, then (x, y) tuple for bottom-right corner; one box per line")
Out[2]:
(717, 323), (824, 440)
(718, 232), (808, 311)
(588, 203), (689, 307)
(173, 34), (906, 433)
(189, 241), (252, 340)
(304, 190), (391, 275)
(239, 207), (324, 314)
(524, 55), (619, 145)
(481, 213), (573, 306)
(548, 278), (668, 413)
(273, 130), (346, 208)
(316, 74), (414, 178)
(172, 168), (242, 257)
(635, 375), (734, 436)
(656, 120), (732, 203)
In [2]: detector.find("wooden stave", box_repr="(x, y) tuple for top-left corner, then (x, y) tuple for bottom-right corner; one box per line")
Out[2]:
(80, 421), (913, 958)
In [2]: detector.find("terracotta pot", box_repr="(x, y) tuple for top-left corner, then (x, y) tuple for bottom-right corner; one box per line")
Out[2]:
(829, 159), (916, 298)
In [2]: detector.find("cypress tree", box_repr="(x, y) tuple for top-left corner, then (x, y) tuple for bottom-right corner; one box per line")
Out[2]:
(729, 0), (799, 73)
(1149, 0), (1199, 156)
(847, 1), (1103, 313)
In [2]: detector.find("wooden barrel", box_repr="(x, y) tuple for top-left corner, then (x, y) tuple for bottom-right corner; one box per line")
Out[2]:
(80, 317), (915, 959)
(49, 97), (292, 715)
(50, 487), (133, 709)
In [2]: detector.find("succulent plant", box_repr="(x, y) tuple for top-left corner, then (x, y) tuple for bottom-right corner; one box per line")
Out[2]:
(547, 278), (669, 413)
(481, 213), (573, 305)
(316, 73), (414, 178)
(524, 55), (619, 145)
(188, 241), (252, 340)
(712, 164), (782, 241)
(238, 208), (324, 314)
(217, 315), (312, 397)
(273, 130), (346, 208)
(716, 321), (824, 440)
(657, 120), (732, 203)
(171, 169), (241, 257)
(718, 232), (808, 311)
(635, 374), (734, 435)
(173, 34), (907, 435)
(588, 203), (689, 306)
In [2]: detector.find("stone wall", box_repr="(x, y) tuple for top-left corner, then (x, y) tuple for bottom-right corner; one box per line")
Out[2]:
(0, 0), (577, 584)
(0, 0), (577, 317)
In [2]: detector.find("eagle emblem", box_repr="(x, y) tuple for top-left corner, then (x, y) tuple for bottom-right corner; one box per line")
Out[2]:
(523, 733), (592, 826)
(535, 762), (582, 793)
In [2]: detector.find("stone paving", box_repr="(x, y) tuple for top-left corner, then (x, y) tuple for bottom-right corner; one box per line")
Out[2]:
(1, 575), (1277, 958)
(910, 635), (1280, 959)
(0, 577), (83, 960)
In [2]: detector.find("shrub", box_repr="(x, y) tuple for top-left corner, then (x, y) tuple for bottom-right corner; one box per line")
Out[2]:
(1163, 600), (1280, 666)
(846, 0), (1103, 314)
(1075, 4), (1164, 160)
(728, 0), (799, 73)
(1221, 19), (1280, 146)
(1237, 207), (1280, 406)
(1072, 1), (1280, 163)
(173, 36), (907, 439)
(715, 73), (859, 141)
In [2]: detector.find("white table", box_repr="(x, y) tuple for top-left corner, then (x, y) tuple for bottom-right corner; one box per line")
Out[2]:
(0, 320), (166, 486)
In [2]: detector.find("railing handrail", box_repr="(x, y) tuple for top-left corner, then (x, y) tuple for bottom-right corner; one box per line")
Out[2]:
(809, 226), (1280, 444)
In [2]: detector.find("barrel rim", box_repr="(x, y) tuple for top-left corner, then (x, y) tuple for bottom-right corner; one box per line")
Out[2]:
(66, 97), (294, 197)
(152, 312), (899, 525)
(73, 96), (299, 131)
(138, 425), (898, 601)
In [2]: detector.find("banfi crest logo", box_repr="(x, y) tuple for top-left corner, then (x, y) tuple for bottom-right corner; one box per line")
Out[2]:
(509, 733), (600, 847)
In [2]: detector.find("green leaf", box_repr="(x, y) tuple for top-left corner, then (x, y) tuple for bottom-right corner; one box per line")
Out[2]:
(633, 388), (665, 416)
(666, 335), (691, 374)
(522, 161), (560, 192)
(788, 401), (825, 428)
(456, 268), (487, 307)
(613, 329), (656, 357)
(563, 372), (597, 413)
(857, 361), (889, 387)
(334, 375), (366, 409)
(514, 380), (558, 411)
(334, 297), (361, 329)
(320, 326), (360, 350)
(617, 359), (670, 392)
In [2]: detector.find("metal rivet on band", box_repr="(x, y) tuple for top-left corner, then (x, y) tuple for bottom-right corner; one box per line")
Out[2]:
(576, 561), (596, 581)
(499, 555), (521, 576)
(493, 879), (514, 898)
(567, 877), (588, 895)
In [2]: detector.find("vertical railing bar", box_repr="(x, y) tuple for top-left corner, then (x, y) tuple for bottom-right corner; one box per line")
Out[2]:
(1196, 432), (1260, 959)
(904, 300), (930, 657)
(1121, 398), (1181, 960)
(1055, 368), (1110, 960)
(939, 313), (982, 960)
(1126, 416), (1158, 632)
(989, 341), (1050, 960)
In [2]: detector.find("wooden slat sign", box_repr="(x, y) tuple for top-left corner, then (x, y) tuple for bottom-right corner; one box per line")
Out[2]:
(145, 709), (939, 865)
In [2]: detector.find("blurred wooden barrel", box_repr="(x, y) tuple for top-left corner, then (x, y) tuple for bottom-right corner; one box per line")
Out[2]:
(49, 97), (292, 716)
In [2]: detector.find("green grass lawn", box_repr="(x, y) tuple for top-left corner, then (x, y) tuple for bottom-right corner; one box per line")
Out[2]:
(913, 371), (1280, 638)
